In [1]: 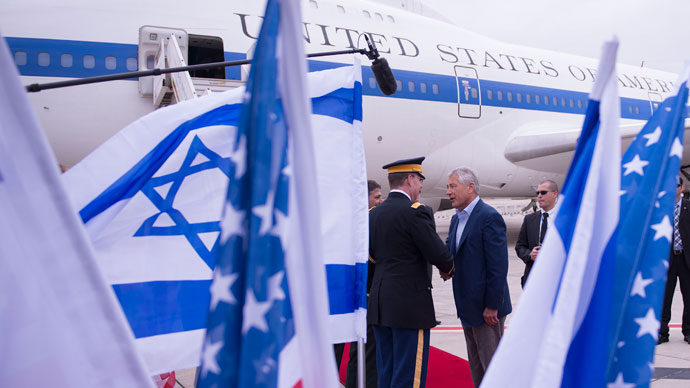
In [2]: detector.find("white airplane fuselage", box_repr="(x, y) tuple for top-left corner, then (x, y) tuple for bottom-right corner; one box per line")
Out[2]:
(1, 0), (685, 203)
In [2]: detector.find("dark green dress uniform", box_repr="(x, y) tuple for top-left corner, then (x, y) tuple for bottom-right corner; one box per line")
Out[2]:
(368, 157), (454, 388)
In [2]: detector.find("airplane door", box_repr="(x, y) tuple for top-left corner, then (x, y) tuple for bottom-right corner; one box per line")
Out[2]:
(454, 65), (481, 119)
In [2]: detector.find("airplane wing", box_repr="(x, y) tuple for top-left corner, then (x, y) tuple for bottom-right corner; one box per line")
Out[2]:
(503, 119), (690, 172)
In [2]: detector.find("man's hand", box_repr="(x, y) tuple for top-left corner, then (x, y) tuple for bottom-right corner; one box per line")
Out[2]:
(439, 269), (452, 281)
(530, 246), (540, 261)
(483, 308), (499, 326)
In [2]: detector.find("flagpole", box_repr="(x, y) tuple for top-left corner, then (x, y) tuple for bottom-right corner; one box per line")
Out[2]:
(357, 338), (365, 388)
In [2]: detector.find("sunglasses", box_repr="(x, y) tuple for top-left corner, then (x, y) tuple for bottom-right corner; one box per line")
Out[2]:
(536, 190), (552, 196)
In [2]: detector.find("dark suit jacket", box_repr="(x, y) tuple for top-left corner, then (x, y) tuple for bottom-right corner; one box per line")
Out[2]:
(515, 211), (544, 287)
(368, 192), (454, 329)
(678, 198), (690, 268)
(447, 199), (512, 328)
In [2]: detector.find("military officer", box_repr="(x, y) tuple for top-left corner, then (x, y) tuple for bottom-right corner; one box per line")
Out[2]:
(368, 156), (454, 388)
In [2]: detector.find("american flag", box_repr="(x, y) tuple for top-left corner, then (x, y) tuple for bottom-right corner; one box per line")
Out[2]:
(197, 0), (339, 387)
(606, 65), (689, 387)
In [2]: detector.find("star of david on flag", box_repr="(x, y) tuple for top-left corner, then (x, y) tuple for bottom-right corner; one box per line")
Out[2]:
(606, 63), (690, 387)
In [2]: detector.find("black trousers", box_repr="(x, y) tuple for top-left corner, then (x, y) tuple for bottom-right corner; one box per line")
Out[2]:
(660, 251), (690, 338)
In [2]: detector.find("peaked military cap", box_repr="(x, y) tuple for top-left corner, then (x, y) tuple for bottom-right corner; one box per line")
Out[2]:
(382, 156), (425, 179)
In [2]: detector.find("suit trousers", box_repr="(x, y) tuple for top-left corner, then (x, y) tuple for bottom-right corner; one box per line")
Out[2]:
(661, 251), (690, 338)
(463, 316), (505, 387)
(373, 325), (430, 388)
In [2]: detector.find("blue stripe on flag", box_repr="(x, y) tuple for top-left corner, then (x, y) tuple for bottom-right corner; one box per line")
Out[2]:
(326, 263), (368, 314)
(114, 264), (365, 338)
(113, 280), (211, 338)
(79, 89), (359, 226)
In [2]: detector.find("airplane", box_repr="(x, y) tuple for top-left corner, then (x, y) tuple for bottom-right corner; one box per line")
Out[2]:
(1, 0), (688, 209)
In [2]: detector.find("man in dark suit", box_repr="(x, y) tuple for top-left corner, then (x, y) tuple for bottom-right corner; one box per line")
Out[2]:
(659, 178), (690, 344)
(515, 180), (559, 288)
(445, 167), (511, 387)
(369, 157), (454, 388)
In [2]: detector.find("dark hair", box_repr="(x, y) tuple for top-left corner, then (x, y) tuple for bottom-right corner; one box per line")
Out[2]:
(367, 180), (381, 194)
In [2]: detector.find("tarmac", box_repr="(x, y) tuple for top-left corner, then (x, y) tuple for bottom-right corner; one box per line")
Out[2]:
(171, 199), (690, 388)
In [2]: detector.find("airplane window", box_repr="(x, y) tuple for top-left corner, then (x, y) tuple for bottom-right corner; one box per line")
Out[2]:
(337, 5), (345, 13)
(420, 82), (427, 93)
(387, 15), (395, 23)
(635, 106), (640, 114)
(507, 91), (513, 102)
(653, 102), (659, 110)
(553, 96), (558, 105)
(569, 98), (574, 108)
(535, 95), (540, 104)
(628, 105), (634, 114)
(375, 12), (383, 21)
(487, 89), (493, 100)
(369, 77), (376, 89)
(105, 56), (117, 70)
(84, 54), (95, 69)
(309, 0), (318, 9)
(577, 99), (583, 109)
(38, 52), (50, 67)
(471, 88), (478, 98)
(497, 90), (503, 100)
(146, 55), (155, 70)
(60, 53), (73, 68)
(516, 93), (522, 103)
(408, 81), (415, 92)
(363, 10), (371, 18)
(126, 57), (138, 71)
(14, 51), (27, 66)
(396, 79), (402, 91)
(432, 83), (439, 94)
(561, 97), (566, 107)
(544, 95), (549, 105)
(525, 94), (531, 104)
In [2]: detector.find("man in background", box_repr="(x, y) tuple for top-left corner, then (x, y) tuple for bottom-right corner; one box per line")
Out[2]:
(659, 177), (690, 344)
(515, 180), (559, 287)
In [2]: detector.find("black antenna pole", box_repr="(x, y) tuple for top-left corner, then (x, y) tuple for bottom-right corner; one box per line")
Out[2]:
(25, 48), (368, 93)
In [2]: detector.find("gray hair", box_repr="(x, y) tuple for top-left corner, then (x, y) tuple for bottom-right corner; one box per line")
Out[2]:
(448, 167), (479, 195)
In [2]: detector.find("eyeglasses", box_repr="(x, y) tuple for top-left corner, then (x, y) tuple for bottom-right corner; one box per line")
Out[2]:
(536, 190), (552, 196)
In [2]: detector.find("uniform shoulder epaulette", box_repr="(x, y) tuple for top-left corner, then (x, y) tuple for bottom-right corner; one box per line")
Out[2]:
(411, 202), (424, 209)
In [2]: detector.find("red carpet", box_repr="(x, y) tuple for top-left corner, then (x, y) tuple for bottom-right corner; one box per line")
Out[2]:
(339, 343), (474, 388)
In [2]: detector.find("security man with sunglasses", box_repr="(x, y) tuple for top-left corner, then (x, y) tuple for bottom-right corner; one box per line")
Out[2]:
(515, 180), (559, 288)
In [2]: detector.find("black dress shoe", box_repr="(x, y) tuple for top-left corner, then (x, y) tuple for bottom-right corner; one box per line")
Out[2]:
(684, 335), (690, 343)
(658, 336), (669, 344)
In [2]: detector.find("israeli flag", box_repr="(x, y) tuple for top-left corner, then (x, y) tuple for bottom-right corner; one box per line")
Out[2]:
(606, 63), (690, 386)
(481, 39), (621, 387)
(63, 54), (365, 374)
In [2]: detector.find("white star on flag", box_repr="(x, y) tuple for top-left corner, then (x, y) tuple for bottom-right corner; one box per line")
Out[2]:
(271, 209), (289, 250)
(230, 134), (247, 179)
(642, 127), (661, 146)
(242, 289), (272, 334)
(200, 338), (223, 378)
(220, 201), (246, 244)
(670, 137), (683, 158)
(622, 154), (649, 176)
(607, 373), (635, 388)
(267, 271), (286, 302)
(209, 271), (238, 309)
(630, 272), (654, 298)
(252, 189), (275, 235)
(650, 215), (673, 242)
(634, 308), (660, 340)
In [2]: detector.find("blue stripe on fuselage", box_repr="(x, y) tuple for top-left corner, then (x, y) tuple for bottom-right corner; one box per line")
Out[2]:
(6, 36), (661, 120)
